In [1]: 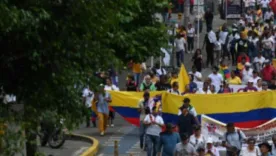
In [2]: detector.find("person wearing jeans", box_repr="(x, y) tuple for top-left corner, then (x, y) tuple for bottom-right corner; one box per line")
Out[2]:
(138, 91), (154, 149)
(143, 106), (164, 156)
(174, 34), (187, 67)
(132, 62), (142, 86)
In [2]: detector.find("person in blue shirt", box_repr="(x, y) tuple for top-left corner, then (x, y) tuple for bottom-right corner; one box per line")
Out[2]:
(158, 123), (180, 156)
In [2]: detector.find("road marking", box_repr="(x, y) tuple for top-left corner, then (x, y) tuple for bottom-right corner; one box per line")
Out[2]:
(72, 146), (89, 156)
(126, 141), (145, 154)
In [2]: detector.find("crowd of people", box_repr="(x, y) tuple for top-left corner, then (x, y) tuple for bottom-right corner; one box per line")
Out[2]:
(81, 1), (276, 155)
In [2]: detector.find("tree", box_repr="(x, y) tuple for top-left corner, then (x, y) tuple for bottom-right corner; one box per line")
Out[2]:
(0, 0), (168, 155)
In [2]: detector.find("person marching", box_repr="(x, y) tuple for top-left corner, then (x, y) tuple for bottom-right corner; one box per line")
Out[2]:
(95, 84), (112, 136)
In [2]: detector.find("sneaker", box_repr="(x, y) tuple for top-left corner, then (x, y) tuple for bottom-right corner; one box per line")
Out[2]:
(111, 124), (114, 127)
(100, 132), (104, 136)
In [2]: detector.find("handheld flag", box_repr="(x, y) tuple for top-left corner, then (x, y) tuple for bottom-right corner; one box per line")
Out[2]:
(178, 64), (190, 93)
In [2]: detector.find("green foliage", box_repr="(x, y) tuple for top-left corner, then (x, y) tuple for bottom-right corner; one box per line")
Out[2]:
(0, 0), (168, 154)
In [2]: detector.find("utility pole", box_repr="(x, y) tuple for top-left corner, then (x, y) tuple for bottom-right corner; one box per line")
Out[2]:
(183, 0), (191, 27)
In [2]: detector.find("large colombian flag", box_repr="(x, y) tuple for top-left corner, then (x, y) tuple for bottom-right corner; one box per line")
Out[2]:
(110, 91), (276, 129)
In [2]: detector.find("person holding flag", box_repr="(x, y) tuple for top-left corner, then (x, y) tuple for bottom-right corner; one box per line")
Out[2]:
(143, 106), (164, 156)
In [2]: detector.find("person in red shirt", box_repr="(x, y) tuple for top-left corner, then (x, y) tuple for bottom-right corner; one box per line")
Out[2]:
(262, 60), (275, 82)
(237, 52), (250, 63)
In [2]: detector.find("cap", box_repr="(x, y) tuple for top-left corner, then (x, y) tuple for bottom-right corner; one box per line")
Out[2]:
(245, 62), (251, 66)
(264, 59), (270, 63)
(248, 78), (254, 83)
(207, 138), (213, 144)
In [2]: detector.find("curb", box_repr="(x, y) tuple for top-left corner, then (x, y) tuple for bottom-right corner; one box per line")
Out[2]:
(66, 133), (99, 156)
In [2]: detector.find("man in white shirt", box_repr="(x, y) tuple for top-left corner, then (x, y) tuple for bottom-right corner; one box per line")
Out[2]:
(138, 91), (154, 149)
(205, 138), (220, 156)
(82, 87), (94, 127)
(175, 34), (187, 67)
(253, 53), (265, 64)
(189, 66), (203, 84)
(104, 78), (119, 127)
(248, 0), (255, 10)
(261, 0), (269, 16)
(264, 8), (274, 22)
(208, 66), (223, 92)
(187, 23), (195, 53)
(144, 106), (164, 156)
(252, 70), (261, 86)
(253, 53), (265, 72)
(242, 62), (253, 84)
(167, 82), (180, 95)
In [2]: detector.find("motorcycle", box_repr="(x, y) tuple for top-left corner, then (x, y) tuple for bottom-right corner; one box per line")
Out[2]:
(39, 118), (66, 149)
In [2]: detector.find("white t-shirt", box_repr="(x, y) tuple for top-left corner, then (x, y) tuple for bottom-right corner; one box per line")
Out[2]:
(196, 88), (212, 94)
(252, 76), (261, 86)
(242, 68), (253, 84)
(253, 56), (265, 64)
(144, 114), (164, 136)
(187, 28), (195, 37)
(104, 84), (119, 91)
(249, 0), (255, 6)
(156, 68), (167, 76)
(208, 73), (223, 92)
(244, 0), (249, 7)
(167, 89), (180, 95)
(175, 37), (186, 52)
(261, 0), (269, 8)
(189, 134), (206, 150)
(246, 14), (254, 23)
(82, 88), (94, 108)
(219, 31), (228, 44)
(240, 146), (261, 156)
(190, 71), (202, 83)
(256, 86), (262, 91)
(205, 147), (220, 156)
(264, 11), (274, 20)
